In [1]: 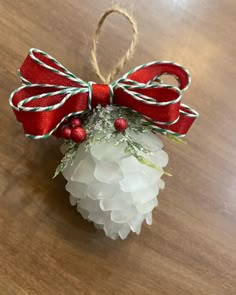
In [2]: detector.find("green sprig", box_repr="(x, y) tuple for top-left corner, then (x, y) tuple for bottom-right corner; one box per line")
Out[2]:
(53, 141), (77, 178)
(54, 105), (175, 177)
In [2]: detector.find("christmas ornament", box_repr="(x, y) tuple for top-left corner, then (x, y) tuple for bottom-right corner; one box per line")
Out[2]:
(9, 7), (199, 239)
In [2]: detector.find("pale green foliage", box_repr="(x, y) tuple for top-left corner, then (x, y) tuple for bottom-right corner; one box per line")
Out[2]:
(82, 105), (157, 166)
(53, 141), (77, 178)
(54, 105), (174, 177)
(83, 105), (152, 148)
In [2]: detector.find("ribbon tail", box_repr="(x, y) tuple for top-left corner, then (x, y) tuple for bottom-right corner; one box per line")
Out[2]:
(151, 104), (199, 137)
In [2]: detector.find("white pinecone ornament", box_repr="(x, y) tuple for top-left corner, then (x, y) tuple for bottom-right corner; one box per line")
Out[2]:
(62, 131), (168, 240)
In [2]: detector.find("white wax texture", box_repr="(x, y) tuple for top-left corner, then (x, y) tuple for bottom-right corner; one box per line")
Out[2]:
(62, 132), (168, 240)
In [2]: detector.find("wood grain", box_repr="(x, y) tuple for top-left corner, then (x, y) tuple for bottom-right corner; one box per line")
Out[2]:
(0, 1), (236, 294)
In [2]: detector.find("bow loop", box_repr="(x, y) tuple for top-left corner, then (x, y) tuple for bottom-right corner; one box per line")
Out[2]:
(20, 48), (87, 87)
(114, 84), (182, 124)
(119, 61), (191, 91)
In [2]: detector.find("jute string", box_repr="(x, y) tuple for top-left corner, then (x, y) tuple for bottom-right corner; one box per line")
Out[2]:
(90, 7), (138, 84)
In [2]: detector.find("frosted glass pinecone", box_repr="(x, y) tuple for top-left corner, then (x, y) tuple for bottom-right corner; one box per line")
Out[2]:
(62, 131), (168, 240)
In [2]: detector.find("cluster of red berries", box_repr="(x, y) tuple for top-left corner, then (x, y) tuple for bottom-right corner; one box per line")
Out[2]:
(61, 117), (87, 144)
(60, 116), (128, 144)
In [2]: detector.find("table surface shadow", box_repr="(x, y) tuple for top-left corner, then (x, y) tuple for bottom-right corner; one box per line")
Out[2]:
(0, 1), (236, 294)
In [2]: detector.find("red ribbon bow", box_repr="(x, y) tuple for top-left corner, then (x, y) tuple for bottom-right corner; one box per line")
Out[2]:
(9, 49), (198, 138)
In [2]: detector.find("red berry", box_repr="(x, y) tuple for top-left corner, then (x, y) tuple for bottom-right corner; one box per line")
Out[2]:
(61, 126), (72, 139)
(70, 117), (82, 128)
(114, 118), (128, 132)
(71, 127), (87, 143)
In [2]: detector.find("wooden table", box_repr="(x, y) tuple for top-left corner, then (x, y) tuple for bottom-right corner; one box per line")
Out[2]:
(0, 1), (236, 294)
